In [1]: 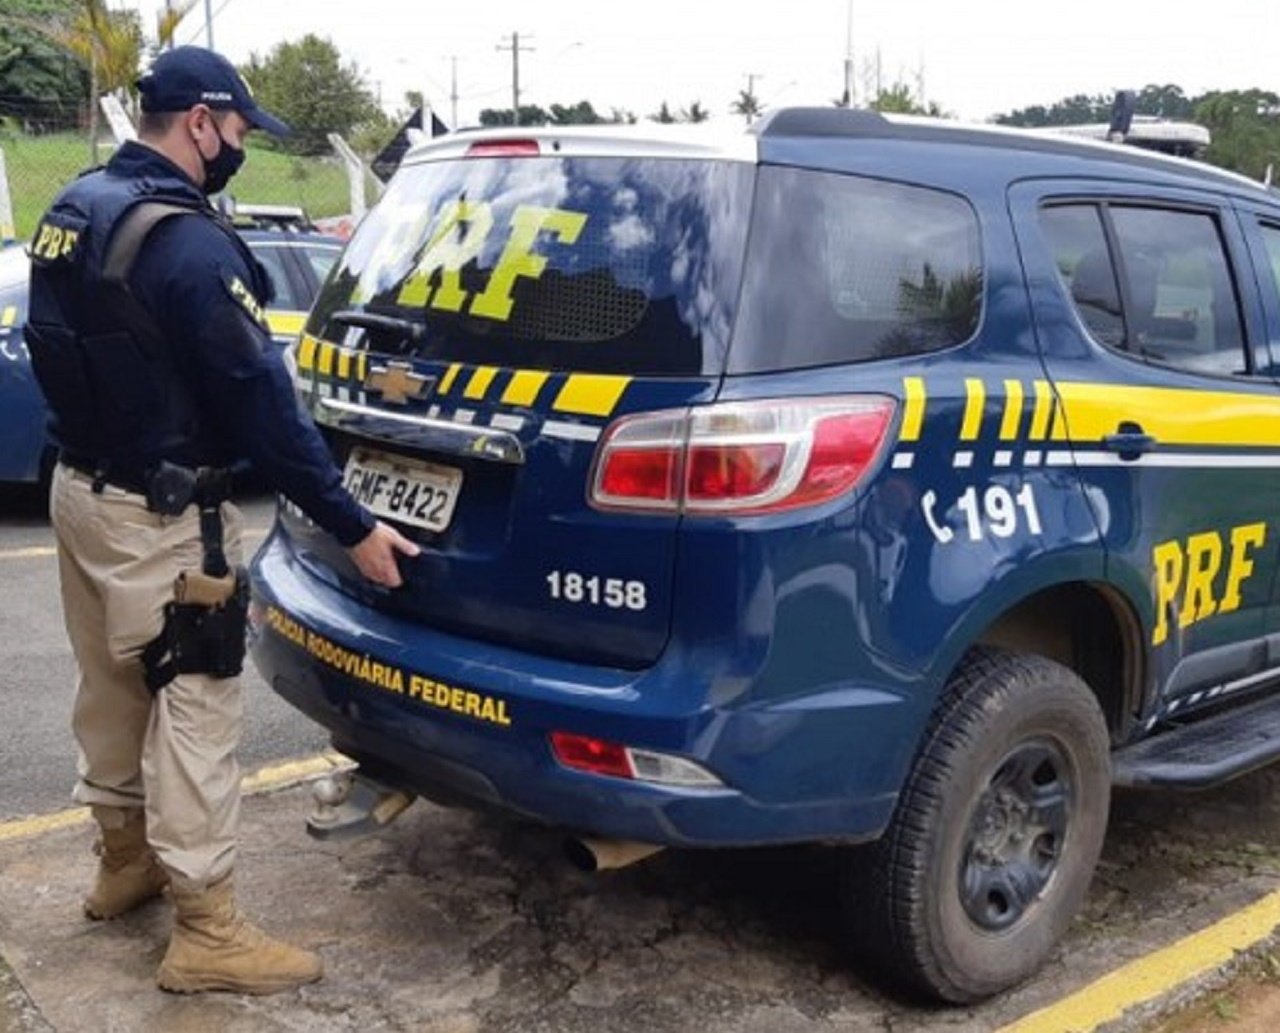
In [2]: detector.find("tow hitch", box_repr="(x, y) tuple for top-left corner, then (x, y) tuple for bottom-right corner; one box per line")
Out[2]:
(306, 770), (417, 841)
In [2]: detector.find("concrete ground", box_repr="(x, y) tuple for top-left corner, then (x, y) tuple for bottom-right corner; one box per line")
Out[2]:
(5, 764), (1280, 1033)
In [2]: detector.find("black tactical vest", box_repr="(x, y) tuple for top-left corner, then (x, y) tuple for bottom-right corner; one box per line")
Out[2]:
(26, 158), (218, 464)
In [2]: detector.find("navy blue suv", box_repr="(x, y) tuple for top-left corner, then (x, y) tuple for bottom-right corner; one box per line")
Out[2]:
(249, 109), (1280, 1001)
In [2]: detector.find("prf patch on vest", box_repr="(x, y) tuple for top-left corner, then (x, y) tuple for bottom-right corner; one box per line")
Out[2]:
(30, 212), (88, 267)
(222, 268), (270, 331)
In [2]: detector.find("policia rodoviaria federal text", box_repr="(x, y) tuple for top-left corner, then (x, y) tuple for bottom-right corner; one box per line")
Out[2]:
(24, 46), (419, 995)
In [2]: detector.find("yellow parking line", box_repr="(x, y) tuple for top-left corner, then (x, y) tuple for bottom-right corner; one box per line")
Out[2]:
(0, 546), (55, 560)
(0, 751), (350, 845)
(997, 889), (1280, 1032)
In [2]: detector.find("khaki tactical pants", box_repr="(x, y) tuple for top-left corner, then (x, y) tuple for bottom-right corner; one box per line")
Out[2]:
(50, 463), (245, 888)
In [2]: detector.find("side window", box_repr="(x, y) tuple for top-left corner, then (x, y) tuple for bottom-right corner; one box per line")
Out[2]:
(1040, 202), (1248, 376)
(1039, 205), (1125, 349)
(247, 244), (302, 310)
(730, 168), (983, 372)
(1259, 223), (1280, 301)
(301, 245), (341, 288)
(1110, 207), (1246, 376)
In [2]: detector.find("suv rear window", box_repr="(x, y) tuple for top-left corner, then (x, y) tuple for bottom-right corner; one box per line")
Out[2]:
(310, 157), (754, 376)
(729, 167), (983, 372)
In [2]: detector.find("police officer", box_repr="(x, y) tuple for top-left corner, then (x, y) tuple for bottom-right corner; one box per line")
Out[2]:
(25, 46), (418, 995)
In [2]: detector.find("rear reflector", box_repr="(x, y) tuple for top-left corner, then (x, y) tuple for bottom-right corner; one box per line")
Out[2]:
(465, 139), (541, 158)
(550, 732), (724, 788)
(590, 396), (896, 515)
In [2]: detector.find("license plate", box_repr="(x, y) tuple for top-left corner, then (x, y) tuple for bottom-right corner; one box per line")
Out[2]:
(342, 449), (463, 532)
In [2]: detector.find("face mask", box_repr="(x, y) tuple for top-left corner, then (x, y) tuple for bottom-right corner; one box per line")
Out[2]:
(198, 127), (245, 195)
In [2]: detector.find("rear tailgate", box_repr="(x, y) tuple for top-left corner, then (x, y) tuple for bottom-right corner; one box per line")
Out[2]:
(282, 136), (755, 668)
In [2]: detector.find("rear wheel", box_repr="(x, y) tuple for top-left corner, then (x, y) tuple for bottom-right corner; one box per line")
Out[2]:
(844, 647), (1111, 1002)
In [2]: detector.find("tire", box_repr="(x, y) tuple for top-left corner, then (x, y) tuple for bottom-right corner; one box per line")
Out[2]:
(844, 646), (1111, 1003)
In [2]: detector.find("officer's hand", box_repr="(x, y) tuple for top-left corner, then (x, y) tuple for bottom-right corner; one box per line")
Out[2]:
(347, 521), (421, 588)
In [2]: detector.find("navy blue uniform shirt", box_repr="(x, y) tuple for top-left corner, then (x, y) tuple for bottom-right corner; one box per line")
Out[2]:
(117, 143), (374, 546)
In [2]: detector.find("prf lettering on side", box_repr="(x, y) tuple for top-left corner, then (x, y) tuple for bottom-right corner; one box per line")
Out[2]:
(1151, 522), (1267, 645)
(394, 202), (587, 321)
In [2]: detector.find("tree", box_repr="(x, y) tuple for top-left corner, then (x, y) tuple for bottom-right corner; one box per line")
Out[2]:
(0, 0), (87, 131)
(1194, 89), (1280, 179)
(679, 101), (709, 123)
(870, 82), (945, 117)
(730, 89), (762, 124)
(2, 0), (141, 147)
(649, 101), (676, 124)
(549, 100), (604, 125)
(240, 35), (379, 155)
(479, 104), (550, 127)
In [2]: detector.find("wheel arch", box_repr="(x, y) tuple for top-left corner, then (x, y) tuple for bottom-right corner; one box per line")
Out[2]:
(973, 580), (1146, 740)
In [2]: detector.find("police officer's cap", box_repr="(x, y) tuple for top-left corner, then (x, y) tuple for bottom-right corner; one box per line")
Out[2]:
(137, 46), (290, 137)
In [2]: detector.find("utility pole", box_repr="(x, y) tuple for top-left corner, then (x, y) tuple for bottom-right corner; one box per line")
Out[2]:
(842, 0), (854, 107)
(203, 0), (213, 48)
(497, 32), (535, 126)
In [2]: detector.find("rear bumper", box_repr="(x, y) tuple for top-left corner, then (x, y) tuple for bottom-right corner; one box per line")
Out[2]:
(249, 529), (908, 848)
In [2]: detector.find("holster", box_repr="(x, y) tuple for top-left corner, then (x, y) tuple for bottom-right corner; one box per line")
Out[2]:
(142, 567), (249, 693)
(139, 463), (245, 694)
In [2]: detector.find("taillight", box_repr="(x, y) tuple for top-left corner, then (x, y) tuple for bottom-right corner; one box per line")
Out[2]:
(465, 139), (541, 158)
(590, 396), (896, 515)
(549, 732), (724, 788)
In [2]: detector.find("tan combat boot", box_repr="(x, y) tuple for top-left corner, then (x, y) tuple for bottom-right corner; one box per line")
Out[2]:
(157, 875), (323, 995)
(84, 806), (168, 920)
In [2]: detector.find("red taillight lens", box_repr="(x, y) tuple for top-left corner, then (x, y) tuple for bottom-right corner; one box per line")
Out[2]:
(590, 396), (896, 515)
(597, 447), (682, 503)
(685, 443), (786, 502)
(465, 139), (541, 158)
(785, 407), (895, 509)
(549, 732), (634, 779)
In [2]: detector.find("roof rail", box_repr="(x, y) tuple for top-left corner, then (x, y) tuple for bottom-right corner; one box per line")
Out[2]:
(754, 108), (892, 138)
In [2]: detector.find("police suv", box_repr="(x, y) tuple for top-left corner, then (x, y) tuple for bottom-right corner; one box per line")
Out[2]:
(249, 109), (1280, 1002)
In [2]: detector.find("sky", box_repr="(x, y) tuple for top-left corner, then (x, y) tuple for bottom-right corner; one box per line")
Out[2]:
(123, 0), (1278, 128)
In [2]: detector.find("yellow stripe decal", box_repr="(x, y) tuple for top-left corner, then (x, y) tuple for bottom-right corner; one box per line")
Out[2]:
(1029, 380), (1053, 441)
(996, 888), (1280, 1033)
(464, 365), (500, 401)
(901, 377), (926, 442)
(501, 369), (551, 408)
(356, 352), (368, 383)
(1055, 382), (1280, 447)
(0, 305), (15, 328)
(265, 311), (306, 338)
(317, 342), (336, 377)
(1000, 379), (1024, 441)
(960, 378), (985, 441)
(552, 374), (632, 418)
(437, 363), (462, 395)
(336, 350), (352, 380)
(296, 335), (317, 371)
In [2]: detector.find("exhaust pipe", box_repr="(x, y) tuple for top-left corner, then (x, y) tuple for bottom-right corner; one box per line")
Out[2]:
(564, 836), (665, 872)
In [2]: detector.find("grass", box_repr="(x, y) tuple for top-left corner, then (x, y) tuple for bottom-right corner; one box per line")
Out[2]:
(0, 131), (355, 241)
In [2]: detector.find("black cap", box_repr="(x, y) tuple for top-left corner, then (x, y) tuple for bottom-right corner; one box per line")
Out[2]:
(137, 45), (290, 137)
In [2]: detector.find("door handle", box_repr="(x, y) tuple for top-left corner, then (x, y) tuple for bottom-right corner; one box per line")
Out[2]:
(1102, 420), (1157, 461)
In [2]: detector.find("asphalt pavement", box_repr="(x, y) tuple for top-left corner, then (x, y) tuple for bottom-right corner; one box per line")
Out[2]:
(0, 483), (325, 821)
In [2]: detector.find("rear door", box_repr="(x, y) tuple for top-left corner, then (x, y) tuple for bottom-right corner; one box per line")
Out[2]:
(284, 142), (755, 668)
(1010, 180), (1280, 719)
(1237, 208), (1280, 642)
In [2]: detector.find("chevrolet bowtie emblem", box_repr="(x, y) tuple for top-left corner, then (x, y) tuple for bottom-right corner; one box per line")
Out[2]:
(364, 362), (433, 405)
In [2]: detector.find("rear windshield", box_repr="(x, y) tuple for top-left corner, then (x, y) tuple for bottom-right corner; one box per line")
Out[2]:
(311, 156), (754, 376)
(729, 167), (983, 372)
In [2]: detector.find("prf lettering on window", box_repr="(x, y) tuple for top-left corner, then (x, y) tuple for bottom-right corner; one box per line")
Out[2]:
(1151, 522), (1268, 645)
(394, 202), (587, 321)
